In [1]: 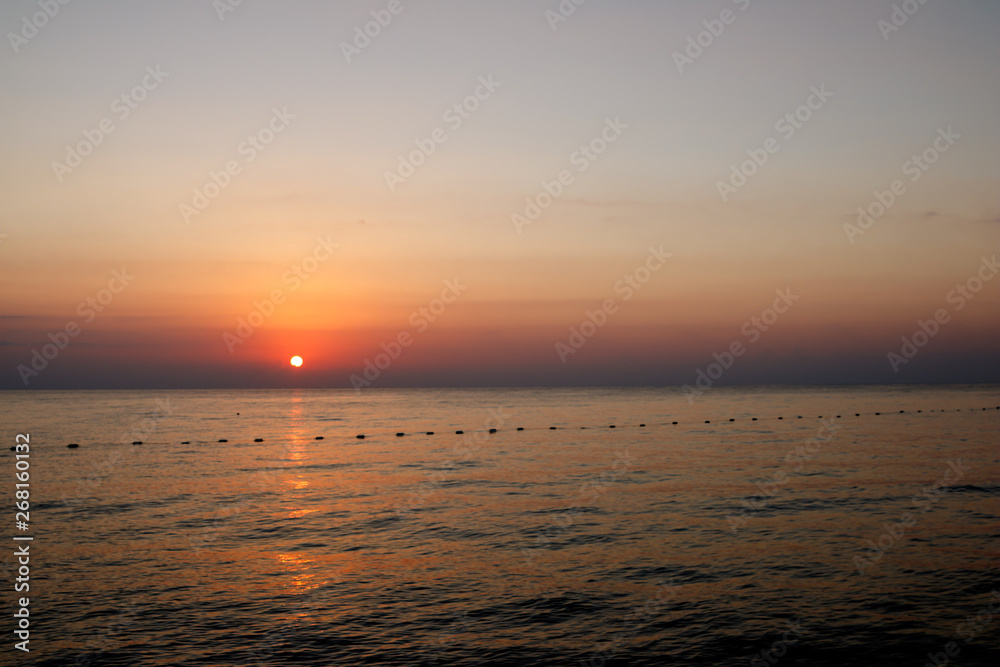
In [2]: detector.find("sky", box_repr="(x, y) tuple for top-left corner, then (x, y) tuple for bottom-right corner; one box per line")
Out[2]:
(0, 0), (998, 389)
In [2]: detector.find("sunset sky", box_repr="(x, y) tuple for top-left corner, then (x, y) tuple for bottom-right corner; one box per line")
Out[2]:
(1, 0), (997, 389)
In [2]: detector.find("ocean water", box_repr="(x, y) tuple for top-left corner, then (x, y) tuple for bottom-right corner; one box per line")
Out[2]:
(2, 385), (998, 666)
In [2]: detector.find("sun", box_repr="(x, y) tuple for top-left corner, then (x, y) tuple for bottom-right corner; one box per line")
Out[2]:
(290, 356), (303, 367)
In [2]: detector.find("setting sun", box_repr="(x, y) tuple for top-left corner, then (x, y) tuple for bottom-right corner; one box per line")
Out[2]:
(290, 356), (303, 368)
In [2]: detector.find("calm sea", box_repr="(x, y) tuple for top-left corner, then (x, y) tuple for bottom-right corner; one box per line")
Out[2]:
(2, 386), (998, 666)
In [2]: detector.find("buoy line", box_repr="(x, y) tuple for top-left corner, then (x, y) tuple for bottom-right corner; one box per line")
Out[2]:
(44, 405), (999, 449)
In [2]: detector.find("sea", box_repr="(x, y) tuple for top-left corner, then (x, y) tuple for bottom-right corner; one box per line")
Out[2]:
(1, 385), (998, 666)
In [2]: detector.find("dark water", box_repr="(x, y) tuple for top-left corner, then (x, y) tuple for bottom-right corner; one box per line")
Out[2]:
(1, 385), (998, 666)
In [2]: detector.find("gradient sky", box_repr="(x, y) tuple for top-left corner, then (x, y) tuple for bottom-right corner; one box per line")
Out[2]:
(1, 0), (998, 389)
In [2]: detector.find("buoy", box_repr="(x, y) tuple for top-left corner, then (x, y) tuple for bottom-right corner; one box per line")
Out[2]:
(751, 418), (757, 421)
(729, 418), (735, 422)
(855, 414), (860, 417)
(426, 431), (434, 435)
(315, 436), (324, 440)
(705, 420), (710, 424)
(581, 426), (587, 429)
(836, 415), (841, 418)
(181, 441), (190, 445)
(797, 416), (802, 419)
(218, 439), (227, 443)
(550, 427), (557, 430)
(609, 425), (615, 429)
(356, 435), (365, 439)
(237, 412), (240, 415)
(672, 421), (678, 425)
(132, 441), (143, 445)
(396, 433), (405, 437)
(778, 416), (783, 419)
(900, 410), (904, 414)
(9, 447), (14, 451)
(875, 412), (880, 416)
(489, 428), (497, 433)
(517, 427), (524, 431)
(254, 438), (264, 442)
(639, 424), (645, 427)
(67, 443), (79, 449)
(456, 430), (464, 434)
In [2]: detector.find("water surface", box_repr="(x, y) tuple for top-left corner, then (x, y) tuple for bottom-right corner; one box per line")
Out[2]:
(2, 385), (998, 665)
